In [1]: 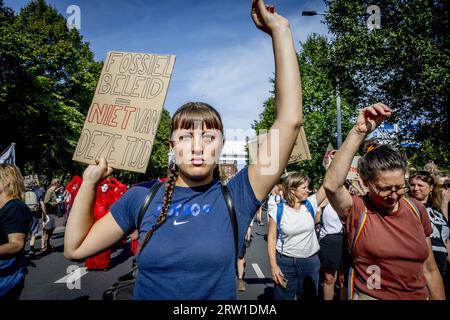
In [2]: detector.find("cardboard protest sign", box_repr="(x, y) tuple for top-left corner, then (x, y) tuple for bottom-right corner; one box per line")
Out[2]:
(288, 127), (311, 164)
(248, 127), (311, 165)
(73, 51), (176, 173)
(347, 156), (361, 180)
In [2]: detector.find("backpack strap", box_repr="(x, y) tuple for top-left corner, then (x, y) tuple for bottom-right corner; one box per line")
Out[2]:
(402, 196), (422, 221)
(348, 206), (368, 300)
(276, 201), (285, 254)
(137, 182), (163, 232)
(303, 199), (315, 220)
(220, 184), (238, 265)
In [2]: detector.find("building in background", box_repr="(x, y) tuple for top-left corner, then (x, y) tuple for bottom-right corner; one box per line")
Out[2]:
(219, 139), (247, 179)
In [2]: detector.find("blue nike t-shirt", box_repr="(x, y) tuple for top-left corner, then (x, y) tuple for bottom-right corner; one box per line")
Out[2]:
(110, 167), (261, 299)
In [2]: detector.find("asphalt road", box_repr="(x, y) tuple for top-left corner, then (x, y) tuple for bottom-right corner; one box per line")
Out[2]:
(20, 216), (275, 300)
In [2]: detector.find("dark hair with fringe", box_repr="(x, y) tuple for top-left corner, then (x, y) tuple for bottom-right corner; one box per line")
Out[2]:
(358, 142), (407, 182)
(137, 102), (224, 254)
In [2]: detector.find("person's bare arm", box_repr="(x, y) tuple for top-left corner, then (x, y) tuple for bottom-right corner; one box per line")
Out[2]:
(0, 233), (26, 257)
(248, 0), (303, 200)
(323, 103), (392, 218)
(64, 158), (124, 260)
(267, 216), (284, 285)
(423, 238), (445, 300)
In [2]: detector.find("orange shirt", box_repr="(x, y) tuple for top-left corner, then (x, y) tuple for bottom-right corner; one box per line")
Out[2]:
(343, 195), (432, 300)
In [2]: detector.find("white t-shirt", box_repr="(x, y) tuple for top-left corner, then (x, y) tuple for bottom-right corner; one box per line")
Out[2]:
(268, 194), (320, 258)
(319, 203), (343, 239)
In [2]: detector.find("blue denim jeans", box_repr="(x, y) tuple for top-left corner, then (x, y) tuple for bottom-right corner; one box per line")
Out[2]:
(274, 251), (321, 300)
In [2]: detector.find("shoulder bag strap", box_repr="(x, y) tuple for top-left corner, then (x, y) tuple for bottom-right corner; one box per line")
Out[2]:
(402, 196), (422, 221)
(303, 199), (315, 219)
(276, 201), (284, 254)
(220, 184), (238, 265)
(137, 182), (163, 232)
(348, 206), (368, 300)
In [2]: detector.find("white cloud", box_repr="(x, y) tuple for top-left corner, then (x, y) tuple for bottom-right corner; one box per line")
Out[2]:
(164, 15), (330, 133)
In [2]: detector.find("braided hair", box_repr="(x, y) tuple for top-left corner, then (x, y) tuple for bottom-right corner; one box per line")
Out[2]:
(138, 164), (179, 254)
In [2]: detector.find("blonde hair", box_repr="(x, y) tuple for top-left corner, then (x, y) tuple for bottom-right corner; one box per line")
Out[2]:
(0, 163), (25, 200)
(282, 172), (310, 207)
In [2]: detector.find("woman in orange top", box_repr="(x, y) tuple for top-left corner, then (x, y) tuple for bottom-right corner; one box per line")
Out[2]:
(323, 103), (444, 300)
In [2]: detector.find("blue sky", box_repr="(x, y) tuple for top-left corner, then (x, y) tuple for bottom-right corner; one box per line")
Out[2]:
(5, 0), (329, 135)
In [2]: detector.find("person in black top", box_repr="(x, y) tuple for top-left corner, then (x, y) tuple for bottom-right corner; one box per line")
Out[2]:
(0, 163), (31, 300)
(409, 171), (450, 278)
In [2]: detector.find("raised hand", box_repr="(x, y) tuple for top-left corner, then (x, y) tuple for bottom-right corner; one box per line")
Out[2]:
(82, 157), (114, 186)
(251, 0), (289, 36)
(354, 102), (393, 135)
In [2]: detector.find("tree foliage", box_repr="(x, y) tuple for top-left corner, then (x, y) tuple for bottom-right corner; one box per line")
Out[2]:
(324, 0), (450, 172)
(0, 0), (172, 184)
(0, 0), (101, 179)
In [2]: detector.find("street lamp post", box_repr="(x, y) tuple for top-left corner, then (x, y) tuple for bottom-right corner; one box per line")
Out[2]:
(301, 10), (343, 148)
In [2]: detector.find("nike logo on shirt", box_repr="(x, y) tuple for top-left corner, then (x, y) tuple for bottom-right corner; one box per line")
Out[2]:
(173, 220), (190, 226)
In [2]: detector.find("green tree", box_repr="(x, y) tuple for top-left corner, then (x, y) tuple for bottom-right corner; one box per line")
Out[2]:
(1, 0), (173, 185)
(0, 0), (102, 180)
(324, 0), (450, 171)
(252, 34), (355, 188)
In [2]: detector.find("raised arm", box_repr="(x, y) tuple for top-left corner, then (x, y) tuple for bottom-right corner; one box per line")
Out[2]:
(64, 158), (124, 261)
(323, 103), (392, 218)
(248, 0), (303, 200)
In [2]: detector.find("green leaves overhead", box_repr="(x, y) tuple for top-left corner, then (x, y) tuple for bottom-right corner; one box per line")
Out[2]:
(324, 0), (449, 171)
(0, 0), (172, 182)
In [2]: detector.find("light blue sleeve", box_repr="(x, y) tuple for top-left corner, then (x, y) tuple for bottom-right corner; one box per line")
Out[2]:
(109, 187), (149, 234)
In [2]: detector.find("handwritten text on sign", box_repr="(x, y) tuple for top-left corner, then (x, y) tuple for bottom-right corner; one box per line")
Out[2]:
(73, 52), (176, 173)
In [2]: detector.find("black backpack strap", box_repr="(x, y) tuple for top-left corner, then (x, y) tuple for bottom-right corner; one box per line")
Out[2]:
(220, 184), (238, 264)
(137, 182), (163, 231)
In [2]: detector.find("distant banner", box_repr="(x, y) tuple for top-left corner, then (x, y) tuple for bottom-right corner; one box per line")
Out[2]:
(73, 51), (176, 173)
(248, 127), (311, 166)
(0, 143), (16, 165)
(288, 127), (311, 164)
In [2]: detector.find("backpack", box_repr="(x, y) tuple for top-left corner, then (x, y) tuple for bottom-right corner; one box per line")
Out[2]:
(25, 190), (39, 212)
(276, 198), (316, 254)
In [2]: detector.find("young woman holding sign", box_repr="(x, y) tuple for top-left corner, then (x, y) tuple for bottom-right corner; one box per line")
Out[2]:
(65, 0), (303, 299)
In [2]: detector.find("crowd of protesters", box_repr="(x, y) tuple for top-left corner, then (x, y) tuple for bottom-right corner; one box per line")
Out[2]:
(1, 0), (449, 301)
